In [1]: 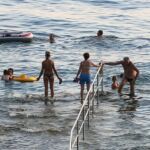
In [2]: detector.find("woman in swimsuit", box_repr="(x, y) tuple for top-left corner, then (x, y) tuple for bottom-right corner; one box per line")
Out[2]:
(75, 52), (99, 103)
(37, 51), (62, 105)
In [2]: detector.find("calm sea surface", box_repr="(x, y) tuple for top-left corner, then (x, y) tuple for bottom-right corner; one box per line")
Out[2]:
(0, 0), (150, 150)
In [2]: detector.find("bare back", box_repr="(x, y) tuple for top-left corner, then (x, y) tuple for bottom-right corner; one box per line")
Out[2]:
(42, 59), (54, 75)
(80, 60), (91, 74)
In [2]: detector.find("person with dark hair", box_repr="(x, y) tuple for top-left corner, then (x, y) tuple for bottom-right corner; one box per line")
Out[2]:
(1, 70), (10, 81)
(75, 52), (99, 103)
(37, 51), (62, 105)
(97, 30), (103, 37)
(104, 57), (139, 97)
(8, 68), (14, 80)
(49, 34), (55, 43)
(111, 76), (119, 90)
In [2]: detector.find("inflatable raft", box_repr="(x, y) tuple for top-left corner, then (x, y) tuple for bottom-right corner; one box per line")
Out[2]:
(13, 74), (37, 82)
(0, 31), (33, 42)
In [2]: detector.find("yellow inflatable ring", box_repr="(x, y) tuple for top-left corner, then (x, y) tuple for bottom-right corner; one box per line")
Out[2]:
(13, 74), (37, 82)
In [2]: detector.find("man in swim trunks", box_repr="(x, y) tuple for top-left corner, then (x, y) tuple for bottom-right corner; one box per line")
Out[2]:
(104, 57), (139, 97)
(75, 52), (100, 104)
(37, 51), (62, 105)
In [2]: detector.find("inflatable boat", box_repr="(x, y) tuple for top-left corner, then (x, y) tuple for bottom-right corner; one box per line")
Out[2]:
(0, 31), (33, 43)
(13, 74), (37, 82)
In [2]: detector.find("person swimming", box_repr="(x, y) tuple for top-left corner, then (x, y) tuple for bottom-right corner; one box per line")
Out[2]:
(8, 68), (14, 80)
(97, 30), (103, 37)
(49, 34), (55, 43)
(1, 70), (10, 81)
(111, 76), (119, 90)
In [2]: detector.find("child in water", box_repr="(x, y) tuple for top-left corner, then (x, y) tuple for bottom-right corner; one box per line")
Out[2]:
(1, 70), (10, 81)
(8, 68), (14, 80)
(111, 76), (119, 90)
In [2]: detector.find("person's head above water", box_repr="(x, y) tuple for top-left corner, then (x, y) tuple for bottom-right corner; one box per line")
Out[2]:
(3, 69), (9, 75)
(8, 68), (14, 75)
(83, 52), (90, 60)
(45, 51), (50, 58)
(49, 34), (55, 43)
(97, 30), (103, 37)
(112, 76), (117, 82)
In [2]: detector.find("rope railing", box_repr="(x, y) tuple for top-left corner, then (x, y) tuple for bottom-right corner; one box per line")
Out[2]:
(69, 62), (103, 150)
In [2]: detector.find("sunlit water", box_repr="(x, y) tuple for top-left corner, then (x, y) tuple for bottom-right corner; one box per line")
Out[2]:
(0, 0), (150, 150)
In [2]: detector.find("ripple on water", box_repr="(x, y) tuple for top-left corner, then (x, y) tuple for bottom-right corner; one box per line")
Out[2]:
(0, 0), (150, 149)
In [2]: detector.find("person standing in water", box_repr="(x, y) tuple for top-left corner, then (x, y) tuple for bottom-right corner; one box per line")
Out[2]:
(104, 57), (139, 97)
(75, 52), (100, 104)
(37, 51), (62, 105)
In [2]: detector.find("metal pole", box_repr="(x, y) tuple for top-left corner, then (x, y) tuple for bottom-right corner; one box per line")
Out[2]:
(101, 68), (104, 93)
(82, 107), (85, 140)
(92, 84), (94, 118)
(97, 74), (99, 105)
(88, 96), (90, 128)
(77, 121), (79, 150)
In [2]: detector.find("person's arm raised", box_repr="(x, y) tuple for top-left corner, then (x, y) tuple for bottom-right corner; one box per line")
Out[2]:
(104, 61), (122, 66)
(90, 61), (100, 67)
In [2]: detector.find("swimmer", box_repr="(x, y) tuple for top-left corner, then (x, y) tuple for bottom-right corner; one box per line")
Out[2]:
(49, 34), (55, 43)
(1, 70), (10, 81)
(111, 76), (119, 90)
(97, 30), (103, 37)
(8, 68), (14, 80)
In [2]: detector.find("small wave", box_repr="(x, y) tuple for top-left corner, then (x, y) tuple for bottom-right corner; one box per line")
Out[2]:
(0, 124), (21, 133)
(21, 126), (62, 134)
(81, 0), (119, 6)
(21, 127), (61, 134)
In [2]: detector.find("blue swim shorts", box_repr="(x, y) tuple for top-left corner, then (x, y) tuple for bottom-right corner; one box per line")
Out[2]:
(79, 73), (91, 85)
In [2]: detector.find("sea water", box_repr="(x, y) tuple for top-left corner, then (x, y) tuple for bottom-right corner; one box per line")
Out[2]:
(0, 0), (150, 149)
